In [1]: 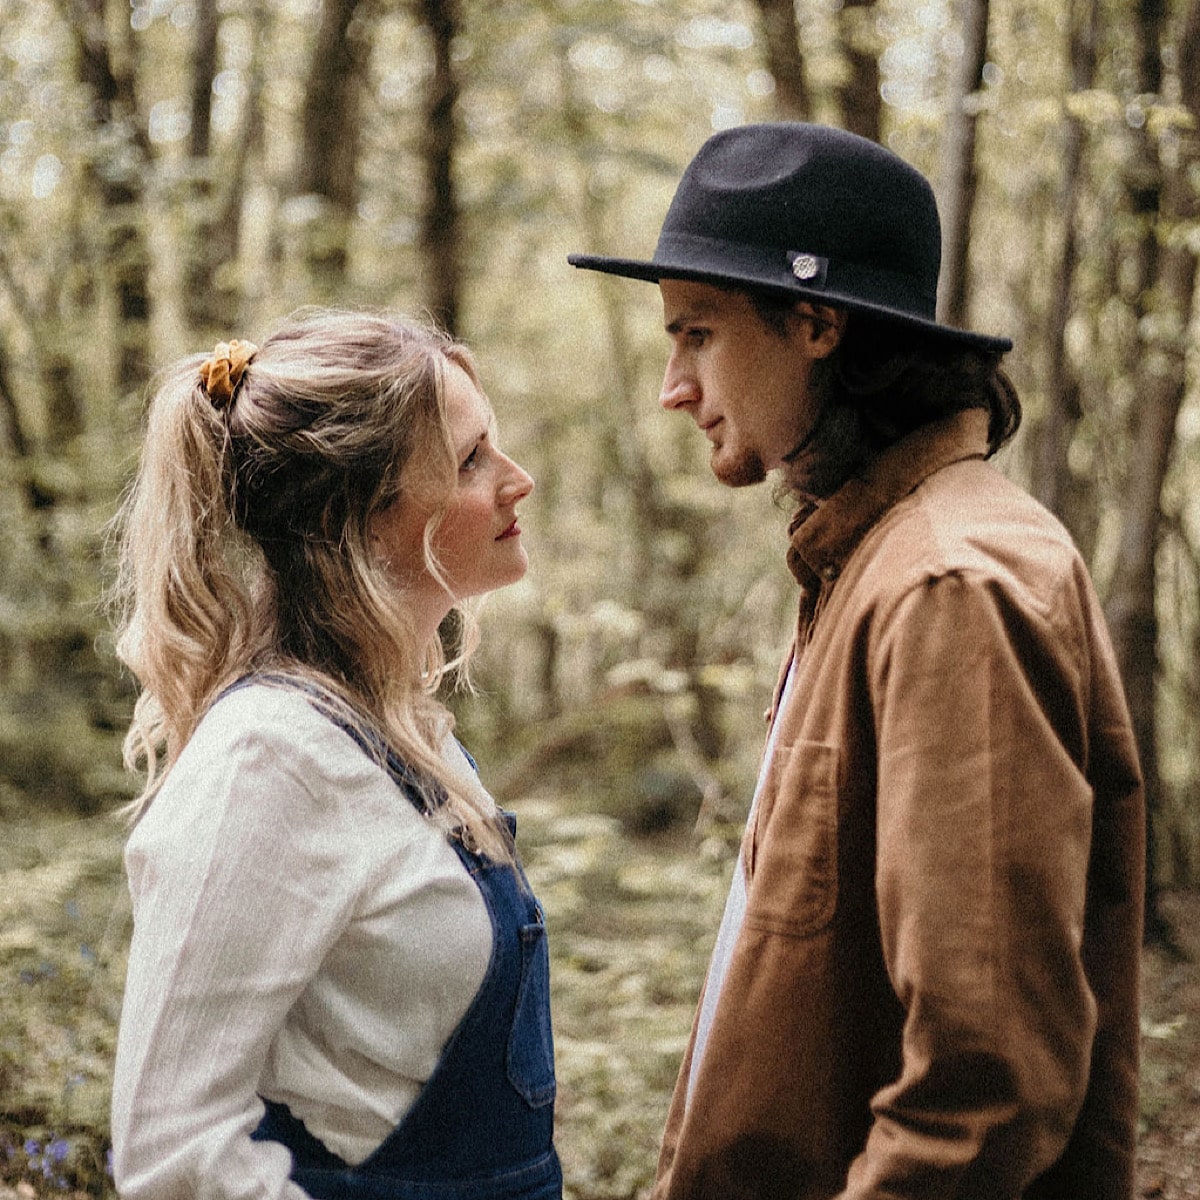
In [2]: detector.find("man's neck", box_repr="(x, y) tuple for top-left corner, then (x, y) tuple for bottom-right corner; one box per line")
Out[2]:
(779, 403), (868, 503)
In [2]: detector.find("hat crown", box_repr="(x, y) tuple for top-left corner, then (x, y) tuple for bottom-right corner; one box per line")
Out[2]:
(567, 121), (1011, 352)
(658, 123), (942, 316)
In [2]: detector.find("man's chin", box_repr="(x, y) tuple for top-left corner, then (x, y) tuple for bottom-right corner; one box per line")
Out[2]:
(712, 452), (767, 488)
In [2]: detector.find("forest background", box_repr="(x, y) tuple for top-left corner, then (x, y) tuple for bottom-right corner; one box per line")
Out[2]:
(1, 0), (1199, 1195)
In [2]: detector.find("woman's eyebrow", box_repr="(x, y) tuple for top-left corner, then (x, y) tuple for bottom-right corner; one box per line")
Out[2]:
(456, 425), (490, 459)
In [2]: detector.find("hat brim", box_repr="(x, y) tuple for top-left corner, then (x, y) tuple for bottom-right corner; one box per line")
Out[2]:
(567, 252), (1013, 354)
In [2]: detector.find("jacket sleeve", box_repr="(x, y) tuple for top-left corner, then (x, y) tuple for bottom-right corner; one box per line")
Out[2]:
(841, 567), (1100, 1198)
(111, 731), (358, 1200)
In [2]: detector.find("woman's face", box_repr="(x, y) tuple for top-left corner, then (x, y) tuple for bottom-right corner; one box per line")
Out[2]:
(371, 360), (534, 637)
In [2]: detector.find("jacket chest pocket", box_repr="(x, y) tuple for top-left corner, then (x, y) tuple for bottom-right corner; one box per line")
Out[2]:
(744, 740), (839, 938)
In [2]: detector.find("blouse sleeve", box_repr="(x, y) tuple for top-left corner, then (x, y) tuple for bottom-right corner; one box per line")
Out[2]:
(111, 708), (374, 1200)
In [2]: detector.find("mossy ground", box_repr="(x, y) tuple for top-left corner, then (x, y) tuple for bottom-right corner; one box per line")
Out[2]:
(1, 800), (1196, 1199)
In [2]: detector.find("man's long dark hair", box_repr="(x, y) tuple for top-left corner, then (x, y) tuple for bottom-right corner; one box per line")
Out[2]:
(748, 290), (1021, 495)
(826, 312), (1021, 455)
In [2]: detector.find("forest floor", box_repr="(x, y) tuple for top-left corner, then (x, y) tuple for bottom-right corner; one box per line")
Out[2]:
(0, 798), (1198, 1199)
(1138, 889), (1200, 1200)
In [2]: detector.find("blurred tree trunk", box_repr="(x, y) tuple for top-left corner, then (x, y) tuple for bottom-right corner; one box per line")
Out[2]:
(936, 0), (990, 328)
(184, 1), (268, 333)
(0, 340), (45, 515)
(294, 0), (368, 294)
(70, 0), (151, 398)
(418, 0), (464, 335)
(558, 47), (726, 767)
(1105, 0), (1198, 946)
(1030, 0), (1098, 540)
(836, 0), (881, 141)
(750, 0), (810, 120)
(189, 0), (218, 161)
(182, 0), (219, 331)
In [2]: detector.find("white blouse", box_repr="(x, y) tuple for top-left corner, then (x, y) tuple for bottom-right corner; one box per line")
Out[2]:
(111, 683), (494, 1200)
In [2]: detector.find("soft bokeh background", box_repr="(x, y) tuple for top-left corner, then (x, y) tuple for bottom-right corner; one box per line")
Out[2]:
(2, 0), (1198, 1195)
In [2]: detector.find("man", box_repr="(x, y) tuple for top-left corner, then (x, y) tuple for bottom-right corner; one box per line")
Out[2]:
(569, 123), (1144, 1199)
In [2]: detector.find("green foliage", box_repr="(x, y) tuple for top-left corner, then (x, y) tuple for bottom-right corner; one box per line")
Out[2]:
(0, 813), (128, 1197)
(1, 4), (1200, 1193)
(0, 797), (733, 1199)
(519, 801), (733, 1198)
(5, 0), (1195, 877)
(4, 802), (1199, 1199)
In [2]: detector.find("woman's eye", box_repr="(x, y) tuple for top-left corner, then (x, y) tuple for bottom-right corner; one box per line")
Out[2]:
(460, 446), (480, 472)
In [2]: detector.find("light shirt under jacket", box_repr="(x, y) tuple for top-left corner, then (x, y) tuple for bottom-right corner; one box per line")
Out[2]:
(111, 682), (494, 1200)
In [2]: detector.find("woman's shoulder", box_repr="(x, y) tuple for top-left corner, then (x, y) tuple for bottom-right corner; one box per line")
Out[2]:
(192, 680), (381, 786)
(140, 681), (410, 841)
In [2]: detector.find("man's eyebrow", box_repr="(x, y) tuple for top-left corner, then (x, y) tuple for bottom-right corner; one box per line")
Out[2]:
(664, 305), (714, 334)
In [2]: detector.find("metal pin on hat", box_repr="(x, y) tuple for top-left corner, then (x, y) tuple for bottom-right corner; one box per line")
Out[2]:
(792, 254), (820, 281)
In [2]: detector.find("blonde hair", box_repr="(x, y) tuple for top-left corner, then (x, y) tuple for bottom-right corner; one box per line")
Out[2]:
(112, 308), (512, 860)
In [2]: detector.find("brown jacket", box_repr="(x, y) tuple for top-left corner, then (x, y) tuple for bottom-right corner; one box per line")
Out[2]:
(653, 411), (1144, 1200)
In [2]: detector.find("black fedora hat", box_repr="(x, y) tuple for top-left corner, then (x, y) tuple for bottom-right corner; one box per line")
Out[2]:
(568, 122), (1011, 353)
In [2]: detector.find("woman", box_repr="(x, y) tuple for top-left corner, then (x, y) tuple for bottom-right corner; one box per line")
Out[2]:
(109, 310), (558, 1199)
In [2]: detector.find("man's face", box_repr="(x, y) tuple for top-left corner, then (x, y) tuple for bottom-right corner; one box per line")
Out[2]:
(658, 279), (833, 488)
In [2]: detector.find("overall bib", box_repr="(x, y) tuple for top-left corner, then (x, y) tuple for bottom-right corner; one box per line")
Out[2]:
(242, 681), (561, 1199)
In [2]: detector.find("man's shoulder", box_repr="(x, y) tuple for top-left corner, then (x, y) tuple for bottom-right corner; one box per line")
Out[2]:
(862, 458), (1086, 598)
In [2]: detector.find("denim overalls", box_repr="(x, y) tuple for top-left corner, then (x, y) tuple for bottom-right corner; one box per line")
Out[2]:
(239, 681), (561, 1199)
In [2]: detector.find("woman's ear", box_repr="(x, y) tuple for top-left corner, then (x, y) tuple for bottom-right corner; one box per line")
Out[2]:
(794, 303), (847, 358)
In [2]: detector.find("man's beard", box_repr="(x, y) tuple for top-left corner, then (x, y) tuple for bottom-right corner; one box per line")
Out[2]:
(712, 447), (767, 488)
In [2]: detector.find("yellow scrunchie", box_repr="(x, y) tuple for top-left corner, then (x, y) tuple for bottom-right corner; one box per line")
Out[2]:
(199, 338), (258, 409)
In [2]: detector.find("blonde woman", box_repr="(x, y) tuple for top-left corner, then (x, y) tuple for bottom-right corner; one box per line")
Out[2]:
(109, 310), (558, 1199)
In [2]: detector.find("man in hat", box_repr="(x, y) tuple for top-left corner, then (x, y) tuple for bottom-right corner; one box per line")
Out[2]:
(569, 123), (1144, 1199)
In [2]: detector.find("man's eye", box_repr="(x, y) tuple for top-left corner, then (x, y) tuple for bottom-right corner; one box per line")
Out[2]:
(687, 328), (709, 347)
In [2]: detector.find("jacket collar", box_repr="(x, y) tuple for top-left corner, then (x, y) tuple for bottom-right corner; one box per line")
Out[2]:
(786, 408), (991, 589)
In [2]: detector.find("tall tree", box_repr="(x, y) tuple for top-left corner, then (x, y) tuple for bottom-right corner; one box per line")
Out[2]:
(1104, 0), (1199, 945)
(184, 1), (269, 334)
(59, 0), (152, 398)
(836, 0), (881, 141)
(294, 0), (369, 293)
(937, 0), (991, 328)
(182, 0), (222, 332)
(749, 0), (810, 120)
(555, 36), (729, 766)
(417, 0), (464, 335)
(1031, 0), (1099, 531)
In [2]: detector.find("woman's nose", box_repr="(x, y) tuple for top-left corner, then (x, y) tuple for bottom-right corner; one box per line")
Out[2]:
(500, 455), (534, 502)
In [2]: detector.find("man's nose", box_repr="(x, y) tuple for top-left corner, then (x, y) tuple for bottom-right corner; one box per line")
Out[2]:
(659, 351), (698, 410)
